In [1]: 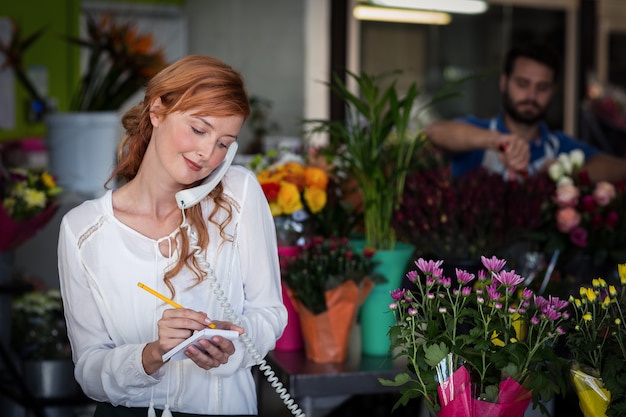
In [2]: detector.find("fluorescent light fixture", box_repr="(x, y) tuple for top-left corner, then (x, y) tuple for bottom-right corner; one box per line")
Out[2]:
(353, 5), (451, 25)
(371, 0), (488, 14)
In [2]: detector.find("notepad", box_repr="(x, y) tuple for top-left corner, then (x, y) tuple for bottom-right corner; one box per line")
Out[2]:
(162, 328), (240, 362)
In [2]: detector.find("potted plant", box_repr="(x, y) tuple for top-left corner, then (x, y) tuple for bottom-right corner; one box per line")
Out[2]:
(281, 236), (383, 363)
(10, 287), (81, 401)
(306, 70), (457, 355)
(381, 255), (571, 417)
(566, 264), (626, 417)
(0, 14), (167, 196)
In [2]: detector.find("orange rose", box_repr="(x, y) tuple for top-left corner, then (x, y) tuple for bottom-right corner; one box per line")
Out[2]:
(304, 166), (329, 190)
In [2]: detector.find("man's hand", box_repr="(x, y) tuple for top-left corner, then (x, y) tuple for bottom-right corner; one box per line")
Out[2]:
(494, 133), (530, 176)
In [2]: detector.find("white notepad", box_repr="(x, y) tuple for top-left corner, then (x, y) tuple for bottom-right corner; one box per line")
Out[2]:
(162, 328), (240, 362)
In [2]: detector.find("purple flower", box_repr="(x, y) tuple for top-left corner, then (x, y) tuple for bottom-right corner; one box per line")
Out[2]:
(494, 270), (524, 287)
(456, 269), (476, 284)
(478, 270), (488, 281)
(522, 288), (534, 300)
(481, 255), (506, 272)
(461, 286), (472, 296)
(415, 258), (444, 275)
(390, 288), (406, 301)
(408, 308), (418, 316)
(531, 316), (540, 325)
(406, 270), (418, 283)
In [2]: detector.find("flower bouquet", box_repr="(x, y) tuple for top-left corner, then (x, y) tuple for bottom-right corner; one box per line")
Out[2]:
(254, 152), (330, 246)
(540, 149), (626, 268)
(281, 237), (383, 363)
(380, 256), (570, 417)
(566, 264), (626, 417)
(1, 165), (62, 252)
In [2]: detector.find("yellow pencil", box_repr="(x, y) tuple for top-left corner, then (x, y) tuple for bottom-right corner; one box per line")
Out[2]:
(137, 282), (217, 328)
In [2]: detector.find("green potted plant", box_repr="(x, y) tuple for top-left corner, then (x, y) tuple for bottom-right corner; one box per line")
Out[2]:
(307, 69), (456, 355)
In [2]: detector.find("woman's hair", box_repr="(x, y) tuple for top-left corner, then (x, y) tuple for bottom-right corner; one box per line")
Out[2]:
(108, 55), (251, 295)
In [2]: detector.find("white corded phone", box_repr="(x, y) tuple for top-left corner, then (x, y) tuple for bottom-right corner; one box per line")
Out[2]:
(174, 143), (305, 416)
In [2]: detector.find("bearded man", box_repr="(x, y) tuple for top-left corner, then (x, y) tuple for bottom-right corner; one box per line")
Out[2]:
(425, 43), (626, 183)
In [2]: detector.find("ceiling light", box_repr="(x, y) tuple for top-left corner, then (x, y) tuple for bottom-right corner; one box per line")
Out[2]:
(371, 0), (488, 14)
(353, 5), (451, 25)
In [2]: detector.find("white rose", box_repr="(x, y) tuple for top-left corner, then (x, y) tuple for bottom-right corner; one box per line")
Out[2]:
(557, 176), (574, 187)
(569, 149), (585, 168)
(548, 161), (564, 181)
(557, 153), (573, 175)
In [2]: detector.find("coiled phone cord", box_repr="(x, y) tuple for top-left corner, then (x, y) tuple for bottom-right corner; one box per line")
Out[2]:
(181, 220), (305, 417)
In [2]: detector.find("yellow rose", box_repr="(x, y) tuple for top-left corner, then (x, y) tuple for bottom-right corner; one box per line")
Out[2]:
(277, 182), (303, 215)
(304, 187), (327, 214)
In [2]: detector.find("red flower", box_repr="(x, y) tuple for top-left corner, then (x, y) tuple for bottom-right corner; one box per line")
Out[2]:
(569, 227), (588, 248)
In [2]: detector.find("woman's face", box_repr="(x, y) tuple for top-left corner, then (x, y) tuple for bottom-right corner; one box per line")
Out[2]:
(149, 98), (244, 186)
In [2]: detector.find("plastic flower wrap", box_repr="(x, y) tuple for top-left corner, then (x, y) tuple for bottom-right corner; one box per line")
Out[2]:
(540, 149), (626, 267)
(566, 264), (626, 416)
(1, 167), (62, 251)
(380, 256), (570, 417)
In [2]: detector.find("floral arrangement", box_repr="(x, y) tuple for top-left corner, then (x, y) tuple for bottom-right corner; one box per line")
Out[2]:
(540, 149), (626, 266)
(380, 256), (570, 417)
(1, 164), (62, 251)
(394, 147), (555, 260)
(566, 264), (626, 417)
(281, 236), (381, 315)
(281, 237), (383, 363)
(0, 13), (167, 113)
(250, 152), (358, 246)
(11, 288), (71, 360)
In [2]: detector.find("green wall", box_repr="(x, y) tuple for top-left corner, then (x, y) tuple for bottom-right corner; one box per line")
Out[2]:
(0, 0), (79, 142)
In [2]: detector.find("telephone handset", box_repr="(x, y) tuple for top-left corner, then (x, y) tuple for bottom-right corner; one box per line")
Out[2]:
(175, 142), (239, 209)
(174, 141), (304, 416)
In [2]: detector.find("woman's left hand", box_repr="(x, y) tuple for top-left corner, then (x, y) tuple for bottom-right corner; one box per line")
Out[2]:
(185, 320), (244, 369)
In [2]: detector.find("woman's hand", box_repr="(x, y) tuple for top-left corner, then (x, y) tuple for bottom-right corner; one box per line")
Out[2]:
(182, 320), (245, 370)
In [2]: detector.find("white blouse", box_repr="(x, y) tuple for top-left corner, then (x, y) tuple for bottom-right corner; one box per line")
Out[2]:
(58, 165), (287, 415)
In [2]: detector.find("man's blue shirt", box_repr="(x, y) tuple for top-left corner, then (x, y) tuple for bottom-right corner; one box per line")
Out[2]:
(449, 113), (599, 177)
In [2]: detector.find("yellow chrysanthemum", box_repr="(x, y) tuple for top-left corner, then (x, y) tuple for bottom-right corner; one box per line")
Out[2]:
(609, 285), (618, 297)
(582, 312), (592, 321)
(23, 189), (47, 209)
(619, 263), (626, 285)
(584, 288), (597, 302)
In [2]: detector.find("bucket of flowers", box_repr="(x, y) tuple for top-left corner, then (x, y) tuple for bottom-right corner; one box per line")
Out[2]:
(1, 163), (62, 252)
(539, 149), (626, 272)
(566, 263), (626, 417)
(380, 255), (570, 417)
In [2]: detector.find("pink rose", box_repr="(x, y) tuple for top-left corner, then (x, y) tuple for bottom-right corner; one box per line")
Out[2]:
(593, 181), (616, 206)
(556, 207), (582, 233)
(554, 183), (580, 207)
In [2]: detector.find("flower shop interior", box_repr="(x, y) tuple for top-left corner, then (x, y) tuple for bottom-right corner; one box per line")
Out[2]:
(1, 1), (626, 417)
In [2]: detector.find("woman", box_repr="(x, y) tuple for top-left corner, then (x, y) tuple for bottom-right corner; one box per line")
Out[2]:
(58, 55), (287, 416)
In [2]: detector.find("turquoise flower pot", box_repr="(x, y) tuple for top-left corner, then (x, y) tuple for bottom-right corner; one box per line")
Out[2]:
(350, 240), (415, 356)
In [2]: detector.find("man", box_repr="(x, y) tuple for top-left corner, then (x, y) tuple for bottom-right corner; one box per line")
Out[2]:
(425, 43), (626, 183)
